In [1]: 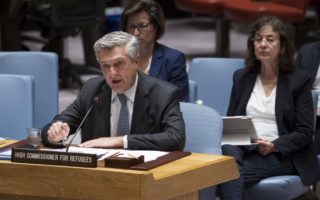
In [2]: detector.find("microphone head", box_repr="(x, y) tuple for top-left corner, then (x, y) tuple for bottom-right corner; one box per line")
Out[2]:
(93, 96), (99, 103)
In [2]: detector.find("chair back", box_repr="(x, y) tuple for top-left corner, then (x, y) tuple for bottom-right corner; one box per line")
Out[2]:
(272, 0), (309, 22)
(0, 74), (34, 140)
(188, 57), (244, 115)
(181, 102), (223, 154)
(312, 90), (318, 131)
(180, 102), (223, 200)
(272, 0), (309, 10)
(188, 80), (198, 103)
(0, 52), (59, 128)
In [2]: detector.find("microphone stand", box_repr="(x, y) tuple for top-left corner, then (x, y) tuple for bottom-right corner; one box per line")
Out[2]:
(65, 102), (96, 153)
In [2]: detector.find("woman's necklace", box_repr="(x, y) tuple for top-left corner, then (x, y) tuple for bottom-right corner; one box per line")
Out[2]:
(261, 77), (277, 86)
(138, 55), (151, 73)
(260, 75), (277, 96)
(139, 61), (149, 71)
(138, 61), (150, 75)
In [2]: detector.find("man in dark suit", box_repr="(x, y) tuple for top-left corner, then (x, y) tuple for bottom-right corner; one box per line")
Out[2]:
(297, 41), (320, 82)
(297, 41), (320, 154)
(41, 31), (185, 151)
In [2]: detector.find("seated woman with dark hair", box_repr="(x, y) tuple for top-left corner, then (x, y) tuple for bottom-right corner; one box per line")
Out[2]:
(120, 0), (189, 101)
(219, 16), (320, 200)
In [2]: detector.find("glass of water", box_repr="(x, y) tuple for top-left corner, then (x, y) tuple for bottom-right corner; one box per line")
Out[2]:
(26, 128), (42, 148)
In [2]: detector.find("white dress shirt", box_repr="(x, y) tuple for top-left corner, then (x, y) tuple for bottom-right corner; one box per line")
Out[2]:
(246, 77), (279, 141)
(141, 56), (152, 75)
(110, 74), (138, 148)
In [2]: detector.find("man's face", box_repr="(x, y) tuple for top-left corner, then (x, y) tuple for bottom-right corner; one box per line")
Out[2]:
(97, 47), (138, 93)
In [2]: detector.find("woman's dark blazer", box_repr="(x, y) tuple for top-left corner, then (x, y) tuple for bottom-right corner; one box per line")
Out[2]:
(227, 67), (320, 186)
(149, 43), (189, 102)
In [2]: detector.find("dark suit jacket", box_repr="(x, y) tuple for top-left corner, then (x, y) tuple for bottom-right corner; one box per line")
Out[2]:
(227, 67), (319, 186)
(297, 41), (320, 82)
(149, 43), (189, 102)
(297, 41), (320, 154)
(42, 72), (186, 151)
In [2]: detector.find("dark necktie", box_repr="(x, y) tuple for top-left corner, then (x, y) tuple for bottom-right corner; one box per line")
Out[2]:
(117, 94), (129, 136)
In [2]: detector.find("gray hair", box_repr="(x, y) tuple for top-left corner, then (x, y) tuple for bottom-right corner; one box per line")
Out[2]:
(93, 31), (139, 61)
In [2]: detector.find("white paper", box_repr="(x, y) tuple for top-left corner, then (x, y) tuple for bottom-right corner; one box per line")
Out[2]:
(0, 149), (12, 160)
(40, 146), (110, 156)
(126, 150), (168, 162)
(0, 149), (12, 156)
(222, 116), (258, 145)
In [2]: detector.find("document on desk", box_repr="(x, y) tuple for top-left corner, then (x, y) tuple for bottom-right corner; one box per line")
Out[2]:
(0, 149), (12, 160)
(97, 149), (168, 162)
(222, 116), (258, 145)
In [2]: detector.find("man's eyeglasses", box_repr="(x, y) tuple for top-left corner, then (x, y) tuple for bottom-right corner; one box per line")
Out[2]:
(127, 22), (152, 33)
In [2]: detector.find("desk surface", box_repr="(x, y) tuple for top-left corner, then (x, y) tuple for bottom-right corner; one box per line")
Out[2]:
(0, 140), (239, 200)
(0, 139), (16, 146)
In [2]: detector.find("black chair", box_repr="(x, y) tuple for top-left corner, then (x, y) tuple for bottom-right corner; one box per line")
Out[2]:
(0, 0), (26, 51)
(22, 0), (105, 88)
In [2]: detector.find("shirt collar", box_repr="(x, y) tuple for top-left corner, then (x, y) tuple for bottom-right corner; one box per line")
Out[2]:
(111, 73), (138, 103)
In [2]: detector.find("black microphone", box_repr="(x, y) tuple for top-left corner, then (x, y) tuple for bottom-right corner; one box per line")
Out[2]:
(65, 96), (99, 152)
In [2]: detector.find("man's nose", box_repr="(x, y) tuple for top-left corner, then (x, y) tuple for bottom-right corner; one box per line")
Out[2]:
(109, 66), (117, 74)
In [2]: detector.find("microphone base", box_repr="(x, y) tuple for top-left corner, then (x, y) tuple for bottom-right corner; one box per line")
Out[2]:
(11, 148), (97, 168)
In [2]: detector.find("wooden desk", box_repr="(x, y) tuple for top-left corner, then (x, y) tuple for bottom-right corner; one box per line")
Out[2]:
(0, 141), (239, 200)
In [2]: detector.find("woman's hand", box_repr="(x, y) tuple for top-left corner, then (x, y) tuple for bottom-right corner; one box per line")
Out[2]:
(255, 139), (277, 156)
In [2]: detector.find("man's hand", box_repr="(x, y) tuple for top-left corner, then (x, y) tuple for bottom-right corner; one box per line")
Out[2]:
(47, 121), (70, 143)
(255, 139), (277, 156)
(79, 137), (124, 148)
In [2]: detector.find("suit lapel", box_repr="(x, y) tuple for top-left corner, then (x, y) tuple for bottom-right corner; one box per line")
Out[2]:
(149, 43), (163, 78)
(131, 73), (151, 133)
(275, 73), (285, 135)
(95, 85), (111, 136)
(239, 71), (257, 114)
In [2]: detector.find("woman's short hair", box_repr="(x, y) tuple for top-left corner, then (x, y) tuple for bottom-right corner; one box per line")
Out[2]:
(120, 0), (166, 41)
(246, 16), (295, 72)
(93, 31), (139, 61)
